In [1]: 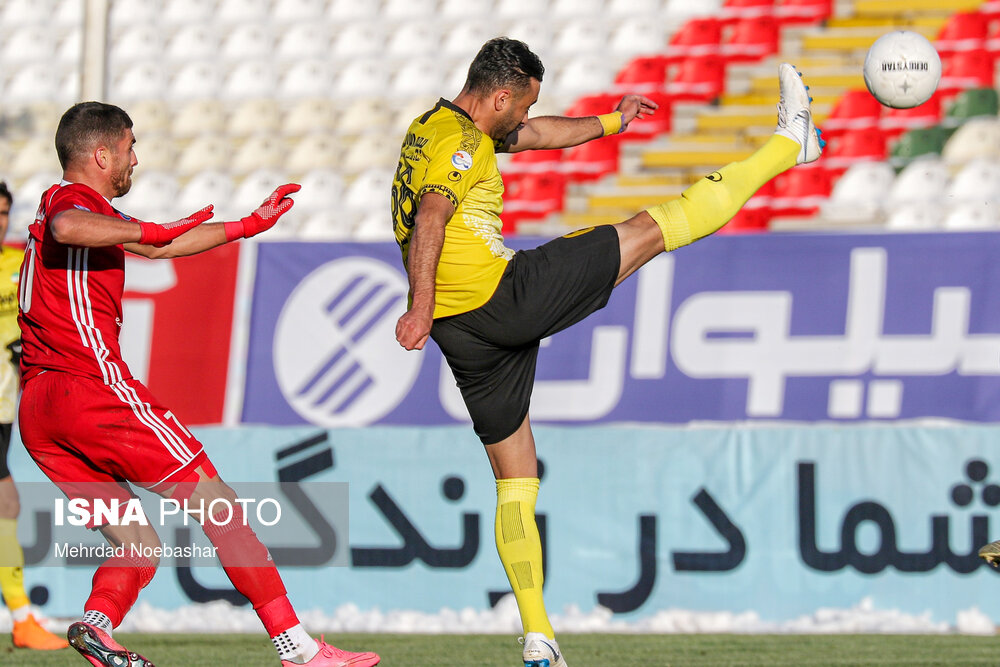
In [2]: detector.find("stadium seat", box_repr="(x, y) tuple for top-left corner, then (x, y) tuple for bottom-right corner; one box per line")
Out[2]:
(382, 0), (438, 19)
(506, 149), (564, 176)
(288, 169), (346, 215)
(665, 56), (727, 102)
(888, 157), (950, 206)
(176, 136), (234, 177)
(822, 127), (888, 173)
(614, 56), (670, 94)
(1, 0), (53, 26)
(886, 201), (947, 230)
(501, 171), (567, 232)
(11, 172), (60, 235)
(721, 0), (775, 23)
(609, 19), (667, 55)
(879, 93), (943, 138)
(664, 18), (723, 62)
(169, 63), (225, 101)
(109, 63), (168, 102)
(341, 133), (400, 174)
(56, 26), (82, 65)
(663, 0), (724, 19)
(562, 135), (622, 182)
(496, 0), (550, 18)
(109, 0), (158, 27)
(328, 0), (380, 19)
(115, 171), (180, 222)
(938, 49), (997, 96)
(439, 0), (495, 19)
(720, 16), (780, 62)
(231, 168), (291, 213)
(52, 0), (83, 27)
(132, 136), (177, 172)
(942, 117), (1000, 165)
(338, 98), (393, 137)
(942, 87), (1000, 127)
(215, 0), (270, 24)
(11, 138), (61, 179)
(822, 89), (883, 139)
(172, 99), (228, 139)
(285, 133), (343, 173)
(272, 0), (327, 23)
(551, 0), (603, 15)
(607, 0), (662, 16)
(820, 160), (897, 224)
(4, 25), (58, 65)
(389, 59), (447, 97)
(550, 56), (618, 97)
(947, 158), (1000, 203)
(553, 20), (608, 55)
(390, 96), (441, 135)
(229, 99), (284, 137)
(334, 59), (392, 98)
(505, 21), (554, 56)
(943, 201), (1000, 229)
(769, 165), (832, 217)
(344, 168), (395, 213)
(221, 25), (275, 62)
(128, 100), (172, 136)
(279, 60), (337, 100)
(284, 98), (339, 136)
(774, 0), (832, 24)
(387, 22), (441, 59)
(443, 22), (499, 58)
(165, 24), (220, 63)
(296, 211), (357, 240)
(352, 211), (396, 241)
(177, 171), (236, 220)
(331, 24), (386, 59)
(221, 61), (280, 101)
(161, 0), (214, 26)
(275, 23), (332, 61)
(109, 25), (164, 63)
(934, 10), (990, 57)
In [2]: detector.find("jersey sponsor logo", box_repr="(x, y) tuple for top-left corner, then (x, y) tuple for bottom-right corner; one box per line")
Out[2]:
(451, 150), (473, 171)
(272, 258), (423, 426)
(448, 171), (462, 182)
(706, 172), (723, 182)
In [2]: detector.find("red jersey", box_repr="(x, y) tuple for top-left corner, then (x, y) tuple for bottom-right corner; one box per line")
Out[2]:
(18, 182), (134, 385)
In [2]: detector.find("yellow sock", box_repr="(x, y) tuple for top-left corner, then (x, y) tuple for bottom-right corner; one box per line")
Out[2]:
(0, 518), (29, 611)
(495, 478), (554, 638)
(646, 134), (800, 251)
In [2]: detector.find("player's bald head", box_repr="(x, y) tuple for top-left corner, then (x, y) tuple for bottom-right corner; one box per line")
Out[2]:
(55, 102), (133, 170)
(465, 37), (544, 97)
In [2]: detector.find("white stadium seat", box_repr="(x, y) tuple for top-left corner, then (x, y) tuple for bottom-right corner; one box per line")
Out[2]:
(232, 168), (291, 213)
(341, 133), (400, 174)
(110, 25), (165, 64)
(820, 161), (896, 224)
(279, 60), (337, 100)
(53, 0), (84, 27)
(610, 19), (666, 55)
(276, 23), (333, 61)
(553, 19), (609, 55)
(165, 25), (222, 63)
(11, 138), (61, 179)
(7, 64), (77, 104)
(297, 211), (358, 240)
(221, 61), (280, 101)
(664, 0), (724, 19)
(382, 0), (438, 20)
(128, 100), (173, 136)
(607, 0), (661, 17)
(331, 22), (387, 59)
(328, 0), (380, 20)
(133, 136), (178, 172)
(886, 201), (947, 230)
(337, 98), (392, 136)
(443, 22), (499, 58)
(389, 60), (447, 97)
(169, 62), (225, 101)
(289, 169), (346, 215)
(2, 0), (55, 26)
(439, 0), (495, 19)
(109, 0), (159, 28)
(177, 170), (236, 220)
(496, 0), (551, 18)
(505, 21), (553, 55)
(352, 211), (395, 241)
(115, 171), (181, 222)
(387, 22), (441, 59)
(549, 55), (618, 97)
(334, 59), (392, 99)
(947, 159), (1000, 203)
(161, 0), (215, 27)
(390, 96), (440, 135)
(551, 0), (604, 16)
(221, 24), (275, 62)
(56, 27), (82, 64)
(943, 202), (1000, 230)
(172, 99), (229, 139)
(231, 134), (287, 175)
(176, 136), (234, 177)
(283, 98), (339, 136)
(272, 0), (327, 22)
(10, 172), (60, 239)
(285, 134), (343, 173)
(887, 157), (950, 206)
(229, 99), (284, 137)
(943, 118), (1000, 166)
(3, 26), (56, 65)
(215, 0), (270, 24)
(344, 168), (394, 212)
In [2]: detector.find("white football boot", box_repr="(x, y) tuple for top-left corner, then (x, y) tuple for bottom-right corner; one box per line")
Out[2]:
(775, 62), (824, 165)
(522, 632), (568, 667)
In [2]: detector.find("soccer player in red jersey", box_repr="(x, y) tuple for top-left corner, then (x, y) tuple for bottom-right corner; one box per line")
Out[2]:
(17, 102), (380, 667)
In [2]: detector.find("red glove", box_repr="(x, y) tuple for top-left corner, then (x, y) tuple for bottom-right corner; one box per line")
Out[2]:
(224, 183), (301, 241)
(138, 206), (214, 247)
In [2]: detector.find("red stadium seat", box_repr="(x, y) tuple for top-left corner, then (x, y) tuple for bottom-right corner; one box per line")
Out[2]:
(664, 17), (722, 62)
(769, 165), (832, 217)
(564, 93), (619, 119)
(721, 0), (775, 24)
(620, 91), (673, 142)
(775, 0), (832, 24)
(665, 56), (727, 102)
(561, 134), (622, 182)
(822, 127), (888, 173)
(613, 55), (669, 94)
(879, 92), (943, 138)
(501, 171), (567, 232)
(822, 89), (883, 139)
(935, 11), (990, 57)
(718, 180), (775, 233)
(938, 49), (998, 96)
(506, 148), (564, 176)
(720, 16), (780, 62)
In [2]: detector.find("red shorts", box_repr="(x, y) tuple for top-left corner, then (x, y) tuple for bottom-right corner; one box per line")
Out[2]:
(18, 371), (208, 515)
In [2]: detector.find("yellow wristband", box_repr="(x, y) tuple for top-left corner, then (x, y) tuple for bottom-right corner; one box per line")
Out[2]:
(597, 111), (623, 136)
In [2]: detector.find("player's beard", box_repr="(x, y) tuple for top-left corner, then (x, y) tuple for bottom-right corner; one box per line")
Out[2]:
(111, 163), (133, 198)
(493, 107), (524, 143)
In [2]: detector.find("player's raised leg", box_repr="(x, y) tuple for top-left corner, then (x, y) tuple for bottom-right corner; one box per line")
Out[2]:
(614, 62), (824, 284)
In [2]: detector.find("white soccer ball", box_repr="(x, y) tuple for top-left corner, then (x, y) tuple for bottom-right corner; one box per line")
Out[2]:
(863, 31), (942, 109)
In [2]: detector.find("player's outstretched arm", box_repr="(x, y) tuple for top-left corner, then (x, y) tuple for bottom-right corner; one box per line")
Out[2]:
(51, 206), (213, 249)
(499, 94), (659, 153)
(396, 192), (454, 351)
(127, 184), (300, 259)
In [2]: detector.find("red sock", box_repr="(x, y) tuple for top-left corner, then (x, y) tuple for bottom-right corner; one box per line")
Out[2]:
(202, 506), (297, 636)
(85, 554), (157, 628)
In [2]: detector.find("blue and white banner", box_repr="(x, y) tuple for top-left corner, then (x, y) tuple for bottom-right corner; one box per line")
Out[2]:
(241, 233), (1000, 427)
(11, 424), (1000, 623)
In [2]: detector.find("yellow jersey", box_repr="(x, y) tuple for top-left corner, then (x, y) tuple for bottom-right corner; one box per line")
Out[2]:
(0, 246), (23, 422)
(391, 98), (514, 318)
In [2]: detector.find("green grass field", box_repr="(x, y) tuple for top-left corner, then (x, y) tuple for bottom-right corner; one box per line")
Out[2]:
(2, 633), (1000, 666)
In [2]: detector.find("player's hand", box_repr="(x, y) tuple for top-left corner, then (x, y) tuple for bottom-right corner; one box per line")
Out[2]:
(396, 308), (432, 351)
(616, 95), (659, 132)
(138, 205), (214, 247)
(226, 183), (301, 241)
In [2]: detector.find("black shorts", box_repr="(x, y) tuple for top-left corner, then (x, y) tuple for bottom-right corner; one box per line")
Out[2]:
(431, 225), (621, 445)
(0, 422), (11, 479)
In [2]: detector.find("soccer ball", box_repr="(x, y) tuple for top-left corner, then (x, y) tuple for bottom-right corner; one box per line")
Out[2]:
(863, 31), (942, 109)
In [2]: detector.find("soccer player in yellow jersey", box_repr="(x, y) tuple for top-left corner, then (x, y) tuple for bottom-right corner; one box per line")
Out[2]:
(0, 182), (68, 651)
(392, 38), (822, 666)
